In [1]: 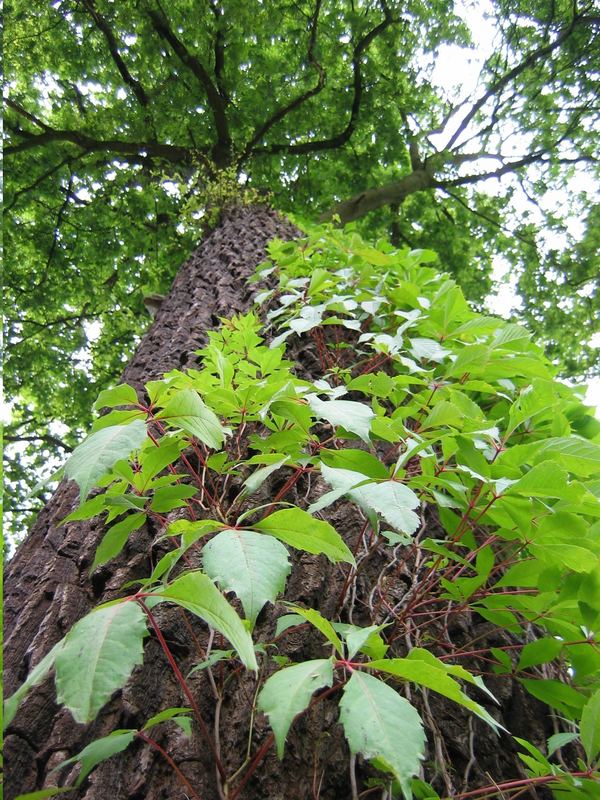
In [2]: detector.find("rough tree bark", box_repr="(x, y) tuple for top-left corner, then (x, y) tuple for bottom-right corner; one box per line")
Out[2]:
(5, 205), (555, 800)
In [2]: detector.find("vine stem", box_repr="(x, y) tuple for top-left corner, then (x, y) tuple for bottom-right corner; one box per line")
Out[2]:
(137, 730), (203, 800)
(138, 599), (227, 782)
(228, 734), (275, 800)
(447, 771), (594, 799)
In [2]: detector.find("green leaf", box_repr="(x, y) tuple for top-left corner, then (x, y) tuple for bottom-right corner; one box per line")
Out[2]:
(421, 401), (463, 430)
(252, 508), (354, 564)
(367, 658), (500, 730)
(339, 671), (425, 799)
(547, 731), (579, 756)
(150, 484), (197, 512)
(15, 789), (73, 799)
(286, 606), (344, 656)
(94, 383), (139, 410)
(91, 512), (147, 572)
(138, 436), (185, 486)
(156, 389), (228, 449)
(61, 493), (108, 523)
(580, 688), (600, 763)
(54, 731), (135, 786)
(258, 659), (334, 757)
(275, 613), (306, 637)
(63, 421), (148, 501)
(317, 465), (420, 534)
(520, 679), (586, 719)
(203, 529), (291, 624)
(532, 436), (600, 477)
(320, 449), (389, 479)
(155, 571), (258, 671)
(306, 394), (374, 443)
(4, 640), (64, 730)
(335, 623), (389, 659)
(188, 650), (234, 676)
(142, 707), (191, 731)
(504, 461), (576, 499)
(518, 638), (563, 670)
(54, 602), (147, 723)
(242, 457), (290, 498)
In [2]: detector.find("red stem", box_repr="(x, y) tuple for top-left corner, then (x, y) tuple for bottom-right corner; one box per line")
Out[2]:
(447, 771), (594, 799)
(138, 599), (227, 781)
(137, 730), (203, 800)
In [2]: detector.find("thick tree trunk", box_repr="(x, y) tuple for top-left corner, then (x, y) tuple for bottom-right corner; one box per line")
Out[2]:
(5, 205), (553, 800)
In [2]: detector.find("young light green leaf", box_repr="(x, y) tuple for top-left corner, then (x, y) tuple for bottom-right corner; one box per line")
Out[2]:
(54, 730), (135, 786)
(156, 389), (228, 449)
(91, 512), (147, 573)
(286, 606), (344, 656)
(580, 688), (600, 763)
(258, 659), (334, 757)
(252, 508), (354, 564)
(64, 421), (148, 501)
(203, 529), (291, 624)
(306, 394), (375, 443)
(54, 602), (147, 723)
(4, 640), (64, 730)
(339, 671), (425, 799)
(155, 571), (258, 671)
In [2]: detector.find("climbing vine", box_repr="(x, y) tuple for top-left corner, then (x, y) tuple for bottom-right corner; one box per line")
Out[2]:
(6, 224), (600, 800)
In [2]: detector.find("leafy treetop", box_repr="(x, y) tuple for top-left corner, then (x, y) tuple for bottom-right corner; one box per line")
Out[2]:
(4, 0), (599, 542)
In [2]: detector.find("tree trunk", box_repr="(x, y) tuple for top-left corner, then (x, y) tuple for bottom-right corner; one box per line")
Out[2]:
(5, 205), (554, 800)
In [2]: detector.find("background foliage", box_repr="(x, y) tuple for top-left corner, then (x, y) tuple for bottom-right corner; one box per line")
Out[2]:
(4, 0), (599, 542)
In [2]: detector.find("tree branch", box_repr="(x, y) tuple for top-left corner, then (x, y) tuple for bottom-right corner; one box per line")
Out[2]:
(254, 0), (395, 157)
(82, 0), (150, 107)
(444, 12), (586, 152)
(240, 0), (325, 161)
(440, 188), (537, 247)
(5, 122), (192, 164)
(321, 141), (596, 225)
(145, 1), (231, 164)
(5, 98), (52, 131)
(321, 168), (437, 224)
(5, 154), (76, 212)
(209, 0), (230, 104)
(4, 434), (73, 452)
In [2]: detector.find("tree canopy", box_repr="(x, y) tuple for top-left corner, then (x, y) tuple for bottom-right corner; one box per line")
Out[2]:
(4, 0), (599, 541)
